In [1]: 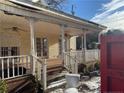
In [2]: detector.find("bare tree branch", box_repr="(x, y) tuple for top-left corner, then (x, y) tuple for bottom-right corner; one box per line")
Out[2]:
(44, 0), (67, 10)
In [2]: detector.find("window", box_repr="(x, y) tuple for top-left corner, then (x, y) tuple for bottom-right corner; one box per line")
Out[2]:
(11, 47), (19, 56)
(36, 37), (48, 58)
(0, 47), (19, 57)
(36, 38), (42, 57)
(59, 38), (62, 55)
(1, 47), (9, 57)
(76, 37), (83, 50)
(42, 38), (48, 57)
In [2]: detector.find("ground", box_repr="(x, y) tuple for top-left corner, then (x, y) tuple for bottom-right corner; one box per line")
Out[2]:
(49, 76), (100, 93)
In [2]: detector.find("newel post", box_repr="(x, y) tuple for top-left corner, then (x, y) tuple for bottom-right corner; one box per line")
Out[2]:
(43, 59), (47, 91)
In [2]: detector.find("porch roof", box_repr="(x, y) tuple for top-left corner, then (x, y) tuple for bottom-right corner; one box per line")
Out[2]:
(0, 0), (107, 34)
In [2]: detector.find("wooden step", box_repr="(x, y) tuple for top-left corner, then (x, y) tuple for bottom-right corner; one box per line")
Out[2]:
(46, 70), (69, 91)
(47, 74), (65, 81)
(15, 82), (35, 93)
(43, 59), (64, 75)
(47, 67), (63, 74)
(47, 74), (65, 86)
(6, 75), (36, 93)
(47, 59), (63, 69)
(14, 81), (32, 93)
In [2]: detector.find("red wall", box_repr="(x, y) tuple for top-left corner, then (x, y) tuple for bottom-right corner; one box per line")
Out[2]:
(101, 34), (124, 93)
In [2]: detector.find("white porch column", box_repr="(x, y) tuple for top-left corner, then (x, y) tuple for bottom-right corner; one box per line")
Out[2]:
(29, 18), (36, 56)
(60, 25), (65, 59)
(66, 36), (71, 52)
(81, 36), (84, 50)
(81, 35), (85, 62)
(83, 33), (87, 63)
(29, 18), (36, 75)
(84, 33), (87, 51)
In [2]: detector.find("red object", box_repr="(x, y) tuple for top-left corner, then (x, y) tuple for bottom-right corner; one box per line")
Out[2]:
(101, 34), (124, 93)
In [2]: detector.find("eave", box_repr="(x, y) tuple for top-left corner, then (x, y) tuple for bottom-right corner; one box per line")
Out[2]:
(0, 0), (107, 32)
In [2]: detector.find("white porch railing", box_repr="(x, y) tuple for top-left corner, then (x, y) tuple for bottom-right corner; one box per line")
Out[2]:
(0, 55), (47, 90)
(0, 55), (31, 79)
(68, 50), (84, 63)
(85, 49), (100, 62)
(64, 52), (79, 73)
(64, 49), (100, 73)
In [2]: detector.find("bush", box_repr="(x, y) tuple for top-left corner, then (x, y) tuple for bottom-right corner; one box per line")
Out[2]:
(0, 80), (7, 93)
(87, 65), (94, 72)
(94, 62), (100, 70)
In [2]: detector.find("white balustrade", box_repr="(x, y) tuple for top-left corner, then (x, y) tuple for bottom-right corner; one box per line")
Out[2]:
(64, 49), (99, 73)
(0, 55), (48, 91)
(0, 55), (31, 79)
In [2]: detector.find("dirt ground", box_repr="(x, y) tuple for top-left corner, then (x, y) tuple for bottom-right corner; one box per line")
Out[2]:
(49, 76), (100, 93)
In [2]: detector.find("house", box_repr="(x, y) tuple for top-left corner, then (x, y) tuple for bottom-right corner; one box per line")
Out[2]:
(0, 0), (106, 92)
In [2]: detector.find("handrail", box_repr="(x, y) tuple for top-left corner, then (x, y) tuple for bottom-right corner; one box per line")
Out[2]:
(64, 49), (99, 63)
(0, 55), (29, 59)
(64, 51), (83, 54)
(64, 52), (80, 74)
(32, 55), (45, 64)
(64, 52), (80, 63)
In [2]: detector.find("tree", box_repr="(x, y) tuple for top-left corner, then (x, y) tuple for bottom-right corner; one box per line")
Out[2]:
(76, 32), (99, 50)
(86, 32), (99, 49)
(44, 0), (67, 10)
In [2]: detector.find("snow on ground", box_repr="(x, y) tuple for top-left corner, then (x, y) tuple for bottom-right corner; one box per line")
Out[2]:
(49, 76), (100, 93)
(79, 76), (100, 93)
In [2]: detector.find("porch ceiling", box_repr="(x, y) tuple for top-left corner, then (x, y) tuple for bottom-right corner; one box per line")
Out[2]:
(0, 11), (60, 36)
(0, 11), (29, 31)
(65, 28), (84, 36)
(0, 11), (95, 37)
(35, 21), (60, 36)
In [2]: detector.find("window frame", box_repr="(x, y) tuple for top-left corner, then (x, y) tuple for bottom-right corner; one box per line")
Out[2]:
(0, 47), (20, 57)
(36, 37), (49, 58)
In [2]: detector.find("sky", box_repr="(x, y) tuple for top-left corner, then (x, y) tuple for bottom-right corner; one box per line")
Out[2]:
(63, 0), (124, 30)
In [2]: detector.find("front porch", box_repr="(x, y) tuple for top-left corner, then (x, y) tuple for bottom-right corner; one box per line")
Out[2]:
(0, 10), (76, 91)
(0, 11), (100, 91)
